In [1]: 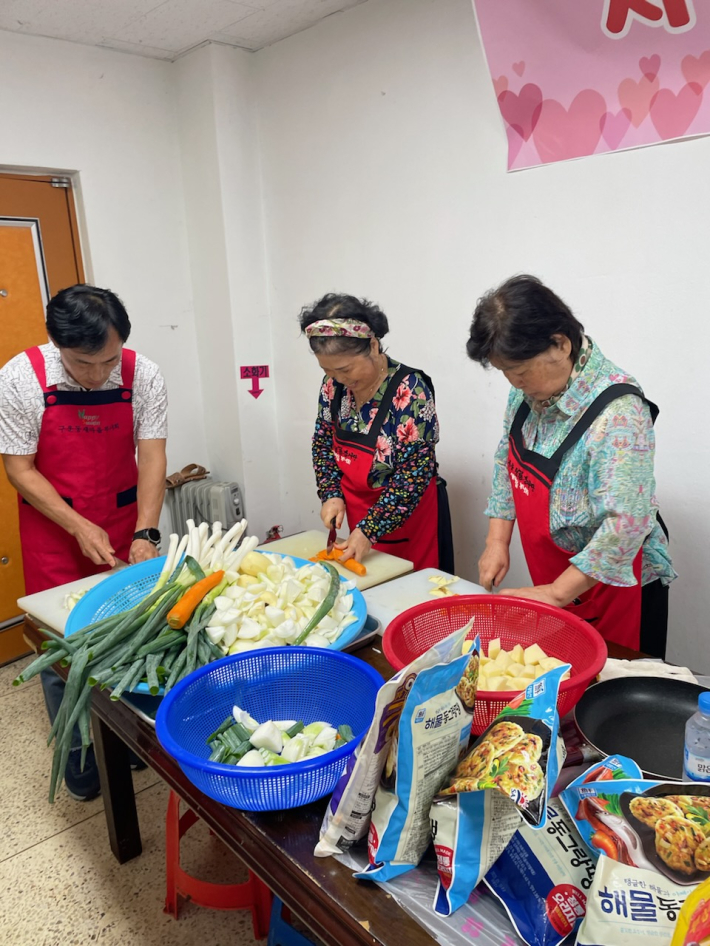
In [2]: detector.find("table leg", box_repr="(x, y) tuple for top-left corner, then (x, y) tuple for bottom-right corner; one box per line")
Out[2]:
(92, 710), (142, 863)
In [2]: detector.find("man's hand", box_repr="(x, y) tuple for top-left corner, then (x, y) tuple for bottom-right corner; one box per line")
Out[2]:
(478, 539), (510, 592)
(335, 527), (372, 564)
(321, 497), (346, 531)
(72, 519), (116, 567)
(129, 538), (160, 565)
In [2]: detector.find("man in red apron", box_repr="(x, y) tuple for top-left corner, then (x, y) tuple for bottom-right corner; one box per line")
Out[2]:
(0, 284), (167, 799)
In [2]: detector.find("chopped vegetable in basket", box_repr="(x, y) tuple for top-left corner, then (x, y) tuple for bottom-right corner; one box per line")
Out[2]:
(206, 706), (354, 767)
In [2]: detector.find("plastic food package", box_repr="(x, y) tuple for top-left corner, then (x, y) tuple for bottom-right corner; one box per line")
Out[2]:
(670, 873), (710, 945)
(430, 664), (569, 916)
(354, 631), (480, 882)
(560, 759), (710, 884)
(485, 801), (594, 946)
(315, 620), (474, 857)
(577, 855), (691, 944)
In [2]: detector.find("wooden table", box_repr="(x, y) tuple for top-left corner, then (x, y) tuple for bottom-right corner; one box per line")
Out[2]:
(24, 618), (437, 946)
(24, 619), (634, 946)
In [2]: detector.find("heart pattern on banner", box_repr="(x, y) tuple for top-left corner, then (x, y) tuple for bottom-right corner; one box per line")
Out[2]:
(650, 82), (703, 138)
(497, 83), (543, 141)
(600, 109), (632, 149)
(617, 74), (660, 127)
(639, 54), (661, 80)
(490, 47), (710, 168)
(532, 90), (606, 163)
(682, 51), (710, 89)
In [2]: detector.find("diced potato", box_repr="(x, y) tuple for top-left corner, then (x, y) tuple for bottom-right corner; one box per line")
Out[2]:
(240, 551), (267, 578)
(505, 661), (526, 678)
(488, 638), (501, 659)
(480, 654), (490, 665)
(507, 678), (530, 692)
(492, 650), (513, 670)
(485, 677), (509, 692)
(523, 643), (548, 666)
(519, 665), (536, 680)
(510, 644), (524, 664)
(484, 666), (505, 680)
(462, 638), (474, 654)
(540, 656), (564, 671)
(561, 670), (571, 681)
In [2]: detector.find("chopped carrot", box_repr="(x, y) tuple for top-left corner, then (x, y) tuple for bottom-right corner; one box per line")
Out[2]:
(309, 548), (367, 577)
(167, 571), (225, 629)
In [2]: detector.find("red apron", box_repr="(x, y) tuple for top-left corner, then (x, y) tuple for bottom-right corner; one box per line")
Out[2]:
(507, 383), (657, 650)
(331, 365), (439, 570)
(18, 346), (139, 594)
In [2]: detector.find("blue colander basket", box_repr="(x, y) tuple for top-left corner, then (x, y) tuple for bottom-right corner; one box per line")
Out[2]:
(64, 552), (368, 695)
(155, 647), (384, 811)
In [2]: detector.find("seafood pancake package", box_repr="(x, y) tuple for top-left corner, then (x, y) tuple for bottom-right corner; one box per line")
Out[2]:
(355, 632), (481, 882)
(577, 855), (693, 945)
(484, 801), (594, 946)
(315, 621), (475, 858)
(430, 664), (569, 916)
(560, 757), (710, 885)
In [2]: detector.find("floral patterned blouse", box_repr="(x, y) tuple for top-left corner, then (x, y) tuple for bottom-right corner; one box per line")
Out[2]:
(486, 340), (676, 588)
(312, 358), (439, 543)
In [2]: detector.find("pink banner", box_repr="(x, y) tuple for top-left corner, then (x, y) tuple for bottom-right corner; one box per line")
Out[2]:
(471, 0), (710, 169)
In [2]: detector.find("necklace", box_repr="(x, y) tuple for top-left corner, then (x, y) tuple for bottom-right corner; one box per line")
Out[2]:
(356, 356), (389, 409)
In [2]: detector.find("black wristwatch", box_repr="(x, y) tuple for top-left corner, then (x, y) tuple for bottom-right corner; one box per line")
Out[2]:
(133, 528), (161, 547)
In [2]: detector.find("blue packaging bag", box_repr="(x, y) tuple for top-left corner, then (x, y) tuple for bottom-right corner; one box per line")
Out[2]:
(431, 664), (570, 916)
(355, 628), (480, 883)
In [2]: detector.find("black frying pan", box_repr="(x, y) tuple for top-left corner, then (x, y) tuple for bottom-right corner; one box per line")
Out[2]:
(574, 676), (709, 780)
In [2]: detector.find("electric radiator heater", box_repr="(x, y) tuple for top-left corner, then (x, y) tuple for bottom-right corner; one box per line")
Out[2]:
(165, 478), (244, 534)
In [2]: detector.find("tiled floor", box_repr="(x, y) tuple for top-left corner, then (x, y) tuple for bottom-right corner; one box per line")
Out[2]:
(0, 655), (261, 946)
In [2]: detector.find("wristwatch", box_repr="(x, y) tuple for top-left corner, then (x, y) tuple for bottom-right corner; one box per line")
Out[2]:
(133, 528), (161, 547)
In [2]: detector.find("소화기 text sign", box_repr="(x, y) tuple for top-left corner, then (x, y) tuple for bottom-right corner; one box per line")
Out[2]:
(470, 0), (710, 169)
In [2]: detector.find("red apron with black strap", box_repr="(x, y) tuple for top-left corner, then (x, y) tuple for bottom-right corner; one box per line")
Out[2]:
(331, 364), (440, 571)
(18, 347), (139, 595)
(507, 383), (659, 650)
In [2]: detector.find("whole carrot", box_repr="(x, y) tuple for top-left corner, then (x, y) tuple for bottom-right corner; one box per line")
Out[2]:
(167, 571), (225, 629)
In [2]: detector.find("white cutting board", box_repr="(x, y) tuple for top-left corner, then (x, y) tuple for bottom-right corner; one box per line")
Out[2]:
(256, 529), (413, 591)
(362, 568), (486, 635)
(17, 567), (125, 635)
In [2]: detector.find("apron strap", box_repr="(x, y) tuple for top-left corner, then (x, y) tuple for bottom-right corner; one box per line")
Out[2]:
(331, 363), (414, 449)
(549, 383), (655, 466)
(26, 346), (52, 392)
(121, 348), (137, 389)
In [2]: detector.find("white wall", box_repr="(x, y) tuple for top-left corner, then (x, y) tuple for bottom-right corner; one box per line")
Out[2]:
(253, 0), (710, 669)
(0, 29), (207, 479)
(173, 44), (280, 540)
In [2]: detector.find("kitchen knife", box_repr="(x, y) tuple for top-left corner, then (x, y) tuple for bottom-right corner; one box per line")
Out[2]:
(326, 517), (337, 552)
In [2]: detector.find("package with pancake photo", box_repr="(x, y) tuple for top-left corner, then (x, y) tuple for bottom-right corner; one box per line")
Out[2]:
(430, 663), (569, 916)
(315, 621), (475, 858)
(354, 629), (480, 882)
(560, 758), (710, 887)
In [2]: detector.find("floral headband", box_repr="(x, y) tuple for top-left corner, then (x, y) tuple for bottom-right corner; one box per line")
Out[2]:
(305, 318), (373, 339)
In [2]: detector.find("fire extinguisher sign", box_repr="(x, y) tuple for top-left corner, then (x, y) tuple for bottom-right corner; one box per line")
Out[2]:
(240, 365), (269, 399)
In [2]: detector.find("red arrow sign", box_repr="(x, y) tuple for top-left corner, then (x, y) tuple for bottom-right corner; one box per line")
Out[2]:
(240, 365), (269, 399)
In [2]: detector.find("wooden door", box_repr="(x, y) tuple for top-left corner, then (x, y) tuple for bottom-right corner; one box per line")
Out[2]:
(0, 174), (84, 662)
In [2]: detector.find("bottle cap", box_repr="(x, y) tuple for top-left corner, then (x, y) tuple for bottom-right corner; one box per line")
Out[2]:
(699, 692), (710, 714)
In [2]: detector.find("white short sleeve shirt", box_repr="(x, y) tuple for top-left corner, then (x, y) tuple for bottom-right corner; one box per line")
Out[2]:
(0, 343), (168, 455)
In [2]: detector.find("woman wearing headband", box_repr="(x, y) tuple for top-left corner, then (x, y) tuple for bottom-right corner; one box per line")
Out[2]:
(299, 293), (453, 570)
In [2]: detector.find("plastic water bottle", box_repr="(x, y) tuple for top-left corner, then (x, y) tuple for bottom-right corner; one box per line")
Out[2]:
(683, 693), (710, 782)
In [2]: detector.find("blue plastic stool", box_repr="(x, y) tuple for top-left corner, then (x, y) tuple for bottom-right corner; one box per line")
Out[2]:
(267, 897), (317, 946)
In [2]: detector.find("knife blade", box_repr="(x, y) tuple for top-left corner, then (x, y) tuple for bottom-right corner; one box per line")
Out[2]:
(326, 517), (337, 552)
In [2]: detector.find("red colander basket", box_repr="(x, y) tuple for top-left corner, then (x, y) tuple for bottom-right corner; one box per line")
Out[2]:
(382, 595), (607, 734)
